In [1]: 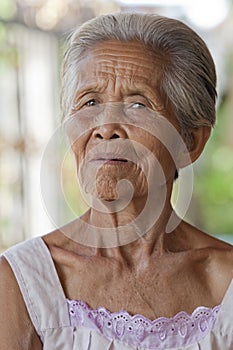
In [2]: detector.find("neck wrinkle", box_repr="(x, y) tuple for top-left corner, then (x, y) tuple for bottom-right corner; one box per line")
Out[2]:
(87, 201), (174, 267)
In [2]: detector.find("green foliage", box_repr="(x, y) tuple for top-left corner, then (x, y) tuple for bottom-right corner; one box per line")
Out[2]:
(0, 0), (16, 20)
(194, 103), (233, 235)
(0, 22), (19, 70)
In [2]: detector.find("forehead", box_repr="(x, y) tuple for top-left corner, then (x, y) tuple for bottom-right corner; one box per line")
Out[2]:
(76, 40), (163, 91)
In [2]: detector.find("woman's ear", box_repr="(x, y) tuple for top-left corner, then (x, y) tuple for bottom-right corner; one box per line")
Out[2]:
(178, 126), (211, 168)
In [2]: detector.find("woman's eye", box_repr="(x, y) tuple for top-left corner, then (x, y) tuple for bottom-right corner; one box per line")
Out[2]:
(131, 102), (146, 108)
(85, 99), (97, 107)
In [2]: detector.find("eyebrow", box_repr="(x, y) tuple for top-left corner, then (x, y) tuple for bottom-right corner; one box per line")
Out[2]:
(124, 91), (148, 97)
(74, 78), (158, 102)
(74, 79), (108, 97)
(74, 88), (101, 102)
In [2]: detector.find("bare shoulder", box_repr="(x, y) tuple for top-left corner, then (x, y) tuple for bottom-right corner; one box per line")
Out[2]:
(205, 235), (233, 284)
(187, 222), (233, 264)
(0, 255), (42, 349)
(178, 222), (233, 297)
(179, 220), (233, 250)
(204, 236), (233, 301)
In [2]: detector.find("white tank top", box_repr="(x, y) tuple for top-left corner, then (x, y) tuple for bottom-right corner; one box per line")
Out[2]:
(3, 236), (233, 349)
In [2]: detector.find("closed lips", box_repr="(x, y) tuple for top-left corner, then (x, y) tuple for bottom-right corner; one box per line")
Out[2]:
(98, 158), (128, 162)
(91, 153), (129, 162)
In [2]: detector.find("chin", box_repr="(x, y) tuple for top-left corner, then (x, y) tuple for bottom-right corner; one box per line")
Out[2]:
(97, 194), (118, 202)
(95, 176), (119, 201)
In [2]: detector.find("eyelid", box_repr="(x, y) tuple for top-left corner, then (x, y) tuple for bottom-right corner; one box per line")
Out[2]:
(84, 99), (97, 106)
(126, 95), (152, 108)
(74, 92), (100, 109)
(73, 92), (153, 110)
(133, 102), (146, 106)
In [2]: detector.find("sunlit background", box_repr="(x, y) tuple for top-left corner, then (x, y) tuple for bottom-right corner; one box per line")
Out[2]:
(1, 0), (233, 251)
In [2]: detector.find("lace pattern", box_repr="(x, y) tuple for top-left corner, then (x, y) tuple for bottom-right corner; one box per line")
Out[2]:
(68, 300), (220, 349)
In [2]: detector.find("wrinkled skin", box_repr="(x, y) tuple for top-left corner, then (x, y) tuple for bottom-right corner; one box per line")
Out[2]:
(0, 40), (232, 350)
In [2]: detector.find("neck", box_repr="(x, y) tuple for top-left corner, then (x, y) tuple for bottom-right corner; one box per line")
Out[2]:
(79, 182), (175, 266)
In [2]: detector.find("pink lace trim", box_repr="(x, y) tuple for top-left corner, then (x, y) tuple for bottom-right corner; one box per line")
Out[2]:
(67, 300), (220, 349)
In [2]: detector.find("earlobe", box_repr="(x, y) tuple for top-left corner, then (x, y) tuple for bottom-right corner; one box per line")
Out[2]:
(178, 126), (211, 168)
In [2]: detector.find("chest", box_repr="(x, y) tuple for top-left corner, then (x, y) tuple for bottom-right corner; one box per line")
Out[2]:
(55, 256), (217, 319)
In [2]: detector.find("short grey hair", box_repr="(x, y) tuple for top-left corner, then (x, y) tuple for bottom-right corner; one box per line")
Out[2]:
(61, 12), (217, 134)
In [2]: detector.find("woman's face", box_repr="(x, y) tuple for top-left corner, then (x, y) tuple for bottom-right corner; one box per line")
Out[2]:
(65, 40), (181, 203)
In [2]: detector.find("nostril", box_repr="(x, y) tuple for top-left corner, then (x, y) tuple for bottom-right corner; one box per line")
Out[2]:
(94, 132), (120, 140)
(95, 133), (104, 139)
(93, 126), (124, 140)
(110, 134), (120, 139)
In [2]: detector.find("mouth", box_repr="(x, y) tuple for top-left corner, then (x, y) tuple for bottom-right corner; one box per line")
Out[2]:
(90, 153), (129, 163)
(93, 158), (129, 166)
(98, 158), (128, 162)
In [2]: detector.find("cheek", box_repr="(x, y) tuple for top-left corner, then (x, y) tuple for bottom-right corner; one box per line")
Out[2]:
(156, 147), (176, 181)
(71, 143), (82, 163)
(70, 133), (91, 167)
(65, 116), (93, 164)
(70, 146), (82, 173)
(131, 118), (181, 174)
(143, 137), (176, 182)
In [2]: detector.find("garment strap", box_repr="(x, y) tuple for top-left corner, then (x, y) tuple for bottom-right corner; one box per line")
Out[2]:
(3, 237), (70, 341)
(213, 277), (233, 335)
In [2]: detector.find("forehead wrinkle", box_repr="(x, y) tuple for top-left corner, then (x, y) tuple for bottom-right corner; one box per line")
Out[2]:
(94, 50), (158, 69)
(76, 74), (158, 98)
(75, 42), (163, 102)
(86, 60), (159, 87)
(76, 41), (162, 85)
(77, 62), (158, 92)
(89, 41), (163, 74)
(81, 52), (160, 78)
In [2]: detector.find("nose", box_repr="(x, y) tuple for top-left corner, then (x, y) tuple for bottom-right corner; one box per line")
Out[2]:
(93, 124), (127, 140)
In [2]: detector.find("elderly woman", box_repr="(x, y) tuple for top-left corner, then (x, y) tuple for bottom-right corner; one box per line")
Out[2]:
(0, 12), (233, 350)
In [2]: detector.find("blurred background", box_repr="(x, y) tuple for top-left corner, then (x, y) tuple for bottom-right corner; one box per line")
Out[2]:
(1, 0), (233, 251)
